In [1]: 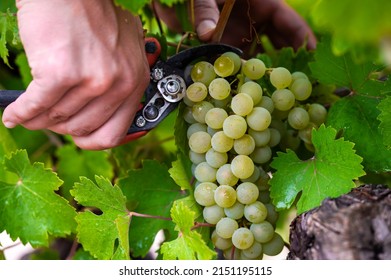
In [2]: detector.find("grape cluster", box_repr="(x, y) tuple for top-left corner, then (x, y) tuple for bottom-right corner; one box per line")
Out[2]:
(184, 52), (326, 260)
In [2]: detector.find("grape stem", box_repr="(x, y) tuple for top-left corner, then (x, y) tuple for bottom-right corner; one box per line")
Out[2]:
(212, 0), (236, 42)
(128, 211), (172, 221)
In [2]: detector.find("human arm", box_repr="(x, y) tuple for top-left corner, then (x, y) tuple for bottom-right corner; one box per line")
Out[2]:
(2, 0), (150, 150)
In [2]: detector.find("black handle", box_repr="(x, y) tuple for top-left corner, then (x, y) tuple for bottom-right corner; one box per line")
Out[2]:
(0, 90), (25, 108)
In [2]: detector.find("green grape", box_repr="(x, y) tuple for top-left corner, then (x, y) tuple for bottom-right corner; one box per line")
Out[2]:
(231, 93), (254, 116)
(288, 107), (310, 130)
(250, 145), (272, 164)
(189, 150), (205, 165)
(194, 182), (218, 206)
(233, 134), (255, 155)
(241, 242), (263, 259)
(211, 131), (234, 153)
(211, 230), (233, 250)
(268, 128), (281, 147)
(214, 185), (237, 208)
(248, 128), (271, 147)
(265, 203), (279, 226)
(203, 204), (225, 224)
(231, 155), (254, 179)
(307, 103), (327, 126)
(242, 58), (266, 80)
(298, 122), (317, 144)
(216, 217), (239, 239)
(249, 221), (275, 243)
(262, 233), (285, 256)
(209, 78), (231, 100)
(194, 161), (217, 183)
(223, 115), (247, 139)
(205, 107), (228, 129)
(221, 51), (242, 75)
(239, 81), (263, 105)
(279, 129), (300, 151)
(188, 131), (211, 153)
(305, 141), (315, 152)
(207, 126), (219, 137)
(187, 123), (207, 139)
(290, 78), (312, 101)
(214, 55), (235, 77)
(213, 95), (232, 108)
(236, 182), (259, 204)
(186, 82), (208, 102)
(216, 164), (239, 186)
(244, 201), (268, 223)
(192, 101), (214, 124)
(258, 96), (274, 113)
(183, 106), (197, 124)
(291, 71), (309, 82)
(183, 92), (196, 107)
(258, 190), (271, 204)
(232, 227), (255, 250)
(270, 67), (292, 89)
(224, 201), (245, 220)
(271, 89), (295, 111)
(191, 61), (216, 86)
(223, 247), (240, 260)
(272, 108), (290, 120)
(246, 107), (271, 131)
(205, 148), (228, 168)
(241, 166), (261, 183)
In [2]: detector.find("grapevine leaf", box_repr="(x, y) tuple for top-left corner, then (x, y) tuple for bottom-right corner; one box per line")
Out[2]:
(169, 151), (193, 191)
(15, 53), (32, 87)
(114, 0), (151, 14)
(117, 160), (186, 257)
(309, 36), (391, 96)
(159, 0), (187, 6)
(160, 201), (216, 260)
(0, 10), (19, 67)
(70, 176), (130, 260)
(0, 150), (77, 247)
(0, 13), (10, 66)
(378, 96), (391, 149)
(327, 95), (391, 172)
(56, 144), (113, 200)
(0, 120), (18, 184)
(270, 125), (365, 214)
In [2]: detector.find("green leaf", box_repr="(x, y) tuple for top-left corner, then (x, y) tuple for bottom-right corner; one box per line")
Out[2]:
(169, 152), (193, 191)
(0, 150), (77, 247)
(70, 176), (130, 260)
(15, 52), (32, 88)
(0, 10), (19, 67)
(114, 0), (151, 13)
(327, 95), (391, 172)
(270, 125), (365, 214)
(160, 201), (216, 260)
(117, 160), (186, 257)
(309, 36), (391, 96)
(0, 119), (18, 184)
(378, 96), (391, 149)
(56, 144), (113, 200)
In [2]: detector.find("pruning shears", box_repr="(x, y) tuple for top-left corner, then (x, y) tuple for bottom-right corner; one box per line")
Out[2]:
(0, 37), (242, 143)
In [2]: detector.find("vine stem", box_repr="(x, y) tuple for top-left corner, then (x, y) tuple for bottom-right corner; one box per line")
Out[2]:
(212, 0), (236, 43)
(128, 211), (172, 221)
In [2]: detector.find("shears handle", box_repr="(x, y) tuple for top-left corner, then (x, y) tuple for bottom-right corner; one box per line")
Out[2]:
(119, 37), (162, 143)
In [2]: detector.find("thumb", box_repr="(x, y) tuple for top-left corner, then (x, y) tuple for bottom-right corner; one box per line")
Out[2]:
(194, 0), (220, 41)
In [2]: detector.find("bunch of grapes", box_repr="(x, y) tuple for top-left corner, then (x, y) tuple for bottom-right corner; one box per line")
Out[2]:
(183, 51), (327, 260)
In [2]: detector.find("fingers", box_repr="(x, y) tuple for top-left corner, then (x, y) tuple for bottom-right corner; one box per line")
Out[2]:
(2, 78), (69, 128)
(69, 95), (139, 150)
(268, 2), (317, 50)
(194, 0), (220, 41)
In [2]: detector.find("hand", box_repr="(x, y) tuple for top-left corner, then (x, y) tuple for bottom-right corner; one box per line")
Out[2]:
(155, 0), (316, 55)
(2, 0), (150, 150)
